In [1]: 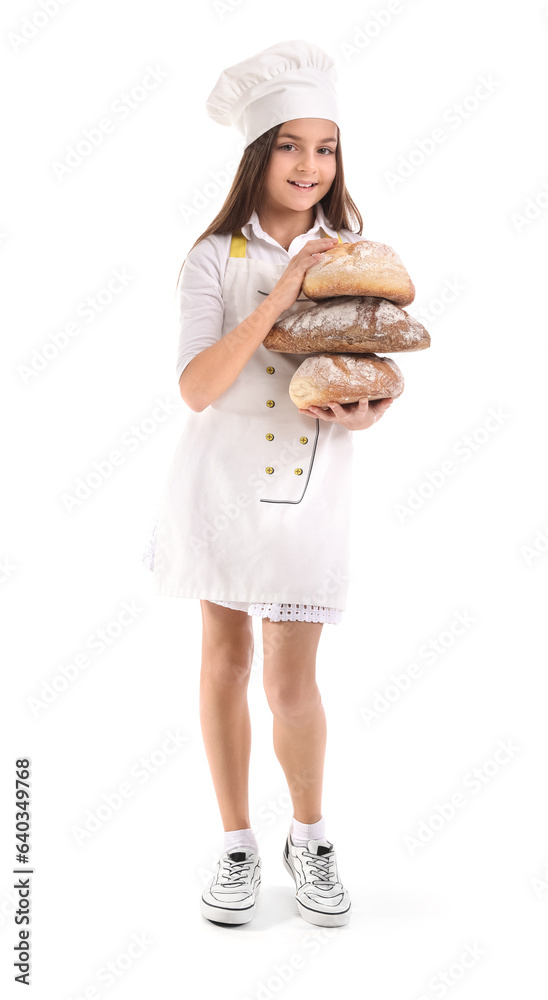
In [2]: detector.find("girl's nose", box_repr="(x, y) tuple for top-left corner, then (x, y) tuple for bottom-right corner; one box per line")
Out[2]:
(297, 156), (318, 172)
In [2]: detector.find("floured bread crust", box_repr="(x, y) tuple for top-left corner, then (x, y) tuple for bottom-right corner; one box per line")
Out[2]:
(302, 240), (415, 307)
(289, 353), (405, 408)
(265, 295), (429, 353)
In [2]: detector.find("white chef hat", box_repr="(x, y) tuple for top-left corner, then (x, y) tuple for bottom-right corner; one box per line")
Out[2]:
(205, 39), (340, 149)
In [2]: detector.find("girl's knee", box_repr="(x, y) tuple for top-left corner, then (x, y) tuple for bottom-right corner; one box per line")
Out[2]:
(200, 614), (254, 683)
(201, 650), (254, 686)
(264, 678), (321, 722)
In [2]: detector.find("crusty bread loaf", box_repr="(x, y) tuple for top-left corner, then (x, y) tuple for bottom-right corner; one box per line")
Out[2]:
(265, 295), (429, 353)
(289, 353), (404, 409)
(302, 240), (415, 307)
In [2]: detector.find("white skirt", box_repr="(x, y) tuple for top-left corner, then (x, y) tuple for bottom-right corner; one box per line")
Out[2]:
(141, 513), (343, 625)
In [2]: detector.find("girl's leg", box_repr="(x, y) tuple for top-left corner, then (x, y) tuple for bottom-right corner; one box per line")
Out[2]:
(199, 600), (255, 831)
(261, 618), (326, 824)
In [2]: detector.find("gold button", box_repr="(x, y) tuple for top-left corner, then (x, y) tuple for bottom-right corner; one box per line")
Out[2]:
(300, 436), (308, 444)
(266, 399), (275, 407)
(266, 433), (274, 441)
(266, 467), (274, 474)
(266, 366), (275, 374)
(294, 468), (303, 475)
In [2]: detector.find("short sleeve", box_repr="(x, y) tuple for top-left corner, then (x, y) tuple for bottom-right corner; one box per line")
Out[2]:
(175, 236), (228, 383)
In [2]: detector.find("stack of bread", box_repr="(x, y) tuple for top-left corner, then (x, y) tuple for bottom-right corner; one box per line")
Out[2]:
(263, 240), (430, 409)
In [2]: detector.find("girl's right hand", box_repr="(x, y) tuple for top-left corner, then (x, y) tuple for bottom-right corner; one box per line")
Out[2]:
(267, 237), (339, 313)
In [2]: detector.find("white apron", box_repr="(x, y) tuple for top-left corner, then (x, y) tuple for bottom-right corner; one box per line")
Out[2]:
(152, 228), (355, 611)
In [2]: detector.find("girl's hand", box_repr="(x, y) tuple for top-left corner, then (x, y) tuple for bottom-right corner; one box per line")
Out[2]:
(267, 237), (339, 313)
(298, 396), (395, 430)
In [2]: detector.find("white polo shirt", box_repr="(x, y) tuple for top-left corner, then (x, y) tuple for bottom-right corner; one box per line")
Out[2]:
(175, 202), (359, 383)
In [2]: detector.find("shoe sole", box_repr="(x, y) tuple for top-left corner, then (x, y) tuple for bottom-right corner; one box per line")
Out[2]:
(282, 850), (351, 927)
(200, 880), (260, 925)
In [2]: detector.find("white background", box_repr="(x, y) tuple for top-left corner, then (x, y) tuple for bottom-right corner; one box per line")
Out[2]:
(1, 0), (547, 996)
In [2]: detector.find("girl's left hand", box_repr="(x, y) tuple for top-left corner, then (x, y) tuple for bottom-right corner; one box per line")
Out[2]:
(298, 397), (394, 430)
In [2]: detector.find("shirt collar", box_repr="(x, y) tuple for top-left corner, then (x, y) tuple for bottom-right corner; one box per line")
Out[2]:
(240, 201), (338, 245)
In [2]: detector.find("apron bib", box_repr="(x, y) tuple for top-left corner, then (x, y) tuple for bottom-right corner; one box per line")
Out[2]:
(153, 228), (355, 610)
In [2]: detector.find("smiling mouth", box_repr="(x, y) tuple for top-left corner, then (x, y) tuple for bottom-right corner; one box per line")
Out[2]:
(288, 181), (318, 188)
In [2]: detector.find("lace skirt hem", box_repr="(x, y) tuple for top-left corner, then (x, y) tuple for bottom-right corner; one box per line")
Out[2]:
(211, 600), (342, 624)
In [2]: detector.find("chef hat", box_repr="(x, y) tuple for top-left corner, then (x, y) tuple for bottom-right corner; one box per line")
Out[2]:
(205, 39), (340, 149)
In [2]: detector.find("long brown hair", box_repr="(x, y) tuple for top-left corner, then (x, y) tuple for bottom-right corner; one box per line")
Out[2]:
(174, 123), (363, 292)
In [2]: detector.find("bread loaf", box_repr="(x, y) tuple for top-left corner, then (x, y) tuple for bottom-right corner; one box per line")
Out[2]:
(289, 353), (404, 409)
(265, 295), (429, 353)
(302, 240), (415, 307)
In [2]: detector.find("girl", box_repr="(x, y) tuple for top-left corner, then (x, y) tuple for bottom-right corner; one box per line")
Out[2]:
(142, 40), (394, 928)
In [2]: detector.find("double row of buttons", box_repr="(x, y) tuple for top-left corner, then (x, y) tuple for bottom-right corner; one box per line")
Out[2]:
(264, 365), (308, 476)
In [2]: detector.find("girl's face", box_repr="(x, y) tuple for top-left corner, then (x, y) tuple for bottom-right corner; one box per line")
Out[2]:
(262, 118), (338, 212)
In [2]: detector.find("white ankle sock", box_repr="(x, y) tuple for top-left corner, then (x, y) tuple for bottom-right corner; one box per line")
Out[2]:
(290, 814), (326, 847)
(223, 827), (259, 857)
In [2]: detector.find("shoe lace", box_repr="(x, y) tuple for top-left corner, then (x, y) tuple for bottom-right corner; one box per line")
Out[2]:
(302, 849), (337, 886)
(220, 856), (253, 887)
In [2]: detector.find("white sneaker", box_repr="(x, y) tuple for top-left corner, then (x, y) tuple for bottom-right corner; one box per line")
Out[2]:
(201, 849), (261, 925)
(282, 832), (351, 926)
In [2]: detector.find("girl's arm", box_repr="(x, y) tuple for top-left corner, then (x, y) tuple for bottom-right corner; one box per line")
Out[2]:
(180, 237), (338, 412)
(179, 292), (286, 412)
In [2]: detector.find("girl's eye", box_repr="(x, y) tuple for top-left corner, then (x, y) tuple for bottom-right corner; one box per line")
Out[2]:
(278, 144), (334, 154)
